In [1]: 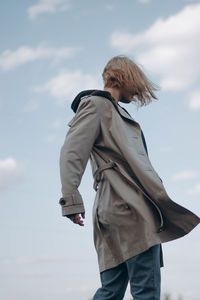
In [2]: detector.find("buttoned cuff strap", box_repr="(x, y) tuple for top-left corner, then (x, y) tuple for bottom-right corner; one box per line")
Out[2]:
(61, 204), (85, 216)
(59, 189), (85, 216)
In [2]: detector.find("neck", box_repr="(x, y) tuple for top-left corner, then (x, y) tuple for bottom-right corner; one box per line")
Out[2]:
(103, 87), (120, 103)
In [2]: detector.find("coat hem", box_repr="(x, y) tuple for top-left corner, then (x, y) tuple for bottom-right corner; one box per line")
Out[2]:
(98, 240), (163, 273)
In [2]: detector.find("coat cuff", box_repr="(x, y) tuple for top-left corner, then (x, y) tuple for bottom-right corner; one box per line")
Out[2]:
(61, 203), (85, 216)
(59, 189), (85, 216)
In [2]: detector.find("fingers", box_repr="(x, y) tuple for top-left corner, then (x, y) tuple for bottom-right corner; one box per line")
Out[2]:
(69, 213), (84, 226)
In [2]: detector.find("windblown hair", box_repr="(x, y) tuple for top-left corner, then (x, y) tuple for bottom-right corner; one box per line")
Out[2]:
(102, 55), (160, 107)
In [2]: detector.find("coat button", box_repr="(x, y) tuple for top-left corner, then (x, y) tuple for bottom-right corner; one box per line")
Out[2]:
(124, 204), (130, 209)
(157, 226), (164, 233)
(59, 198), (66, 205)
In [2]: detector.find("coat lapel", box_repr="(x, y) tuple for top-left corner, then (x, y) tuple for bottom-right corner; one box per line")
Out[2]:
(115, 103), (137, 123)
(97, 92), (150, 157)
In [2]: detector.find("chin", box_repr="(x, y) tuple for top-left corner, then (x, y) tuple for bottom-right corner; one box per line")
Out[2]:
(120, 98), (131, 103)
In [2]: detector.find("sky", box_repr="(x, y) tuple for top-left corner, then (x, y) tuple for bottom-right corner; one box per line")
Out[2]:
(0, 0), (200, 299)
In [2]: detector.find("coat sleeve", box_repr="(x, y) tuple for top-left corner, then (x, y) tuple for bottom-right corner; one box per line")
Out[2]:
(59, 98), (101, 216)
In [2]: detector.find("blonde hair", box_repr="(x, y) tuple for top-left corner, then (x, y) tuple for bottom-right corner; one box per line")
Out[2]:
(102, 55), (160, 107)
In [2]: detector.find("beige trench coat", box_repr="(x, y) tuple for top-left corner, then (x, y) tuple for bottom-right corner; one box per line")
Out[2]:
(59, 90), (200, 273)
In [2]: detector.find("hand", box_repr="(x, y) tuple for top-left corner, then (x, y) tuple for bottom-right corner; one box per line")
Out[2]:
(65, 212), (85, 226)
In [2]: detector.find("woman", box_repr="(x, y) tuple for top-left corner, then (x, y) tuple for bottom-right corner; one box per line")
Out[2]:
(59, 55), (200, 300)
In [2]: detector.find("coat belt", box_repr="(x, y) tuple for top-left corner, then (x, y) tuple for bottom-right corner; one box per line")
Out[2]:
(92, 159), (165, 233)
(93, 160), (116, 191)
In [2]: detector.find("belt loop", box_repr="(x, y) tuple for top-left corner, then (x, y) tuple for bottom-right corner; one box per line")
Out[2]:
(93, 160), (116, 191)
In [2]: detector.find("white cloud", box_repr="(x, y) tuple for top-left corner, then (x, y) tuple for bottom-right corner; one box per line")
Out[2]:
(46, 134), (59, 143)
(27, 0), (70, 20)
(104, 4), (114, 11)
(187, 183), (200, 195)
(110, 3), (200, 91)
(172, 170), (200, 181)
(159, 146), (172, 152)
(33, 69), (102, 104)
(0, 157), (23, 189)
(51, 118), (63, 129)
(22, 99), (40, 112)
(18, 271), (50, 278)
(46, 119), (69, 142)
(138, 0), (150, 4)
(0, 255), (84, 265)
(187, 90), (200, 110)
(0, 43), (78, 71)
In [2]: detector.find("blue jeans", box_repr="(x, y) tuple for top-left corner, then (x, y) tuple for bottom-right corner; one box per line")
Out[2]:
(93, 244), (161, 300)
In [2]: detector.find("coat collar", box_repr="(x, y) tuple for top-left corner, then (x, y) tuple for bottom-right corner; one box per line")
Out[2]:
(71, 89), (148, 156)
(90, 90), (140, 125)
(71, 89), (137, 124)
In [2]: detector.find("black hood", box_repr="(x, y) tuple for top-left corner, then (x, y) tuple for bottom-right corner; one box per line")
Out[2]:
(71, 89), (115, 113)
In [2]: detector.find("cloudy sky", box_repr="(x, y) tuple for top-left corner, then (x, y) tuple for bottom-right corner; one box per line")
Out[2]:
(0, 0), (200, 299)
